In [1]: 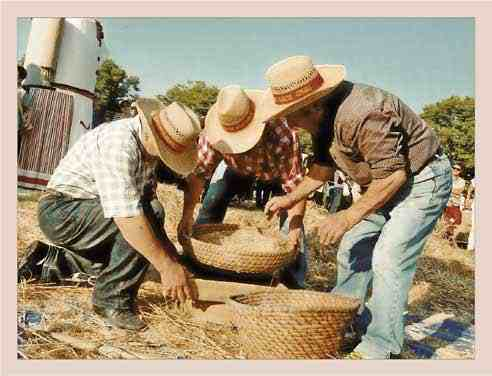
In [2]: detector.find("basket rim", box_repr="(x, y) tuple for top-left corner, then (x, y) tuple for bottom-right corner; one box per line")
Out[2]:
(189, 223), (296, 258)
(226, 290), (361, 313)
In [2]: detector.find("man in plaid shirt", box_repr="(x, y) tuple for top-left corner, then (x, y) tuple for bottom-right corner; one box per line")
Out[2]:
(178, 85), (309, 288)
(19, 99), (202, 330)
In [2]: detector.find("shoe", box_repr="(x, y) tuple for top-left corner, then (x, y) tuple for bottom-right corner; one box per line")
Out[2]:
(93, 305), (147, 331)
(340, 325), (363, 353)
(18, 241), (49, 282)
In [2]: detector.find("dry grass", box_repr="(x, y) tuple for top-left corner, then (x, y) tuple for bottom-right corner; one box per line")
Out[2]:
(17, 184), (475, 359)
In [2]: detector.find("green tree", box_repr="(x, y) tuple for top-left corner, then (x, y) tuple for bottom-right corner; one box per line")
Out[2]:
(297, 129), (313, 155)
(420, 96), (475, 175)
(94, 59), (140, 124)
(156, 80), (219, 117)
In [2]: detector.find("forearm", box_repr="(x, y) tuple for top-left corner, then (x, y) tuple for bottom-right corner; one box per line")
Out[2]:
(287, 163), (335, 204)
(287, 198), (306, 231)
(182, 174), (205, 219)
(114, 214), (179, 272)
(344, 169), (407, 225)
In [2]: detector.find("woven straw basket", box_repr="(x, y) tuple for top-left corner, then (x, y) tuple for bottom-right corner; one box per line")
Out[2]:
(183, 223), (297, 276)
(227, 290), (360, 359)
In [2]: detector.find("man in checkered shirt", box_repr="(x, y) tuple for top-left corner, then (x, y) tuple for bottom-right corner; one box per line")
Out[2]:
(19, 99), (202, 330)
(178, 85), (309, 288)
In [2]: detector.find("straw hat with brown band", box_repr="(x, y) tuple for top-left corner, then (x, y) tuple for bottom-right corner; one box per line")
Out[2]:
(203, 85), (267, 155)
(261, 55), (346, 122)
(135, 98), (202, 176)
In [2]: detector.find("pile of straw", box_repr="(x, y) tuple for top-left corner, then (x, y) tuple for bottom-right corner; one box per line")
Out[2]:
(16, 184), (475, 360)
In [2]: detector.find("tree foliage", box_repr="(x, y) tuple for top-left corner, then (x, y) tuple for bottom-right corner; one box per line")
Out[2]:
(297, 129), (313, 155)
(94, 59), (140, 124)
(420, 96), (475, 174)
(156, 81), (219, 117)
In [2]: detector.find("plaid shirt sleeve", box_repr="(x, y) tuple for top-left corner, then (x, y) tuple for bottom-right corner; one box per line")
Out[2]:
(93, 129), (144, 218)
(192, 134), (224, 181)
(273, 121), (305, 193)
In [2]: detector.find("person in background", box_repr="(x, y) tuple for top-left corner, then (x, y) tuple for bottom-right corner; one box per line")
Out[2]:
(130, 102), (138, 117)
(466, 177), (475, 251)
(322, 170), (346, 213)
(17, 65), (33, 157)
(443, 163), (466, 244)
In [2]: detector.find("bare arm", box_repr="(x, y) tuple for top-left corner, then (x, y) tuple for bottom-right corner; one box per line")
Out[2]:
(318, 169), (407, 247)
(182, 174), (206, 222)
(265, 163), (335, 219)
(178, 174), (206, 243)
(114, 214), (195, 303)
(344, 169), (407, 225)
(114, 215), (179, 269)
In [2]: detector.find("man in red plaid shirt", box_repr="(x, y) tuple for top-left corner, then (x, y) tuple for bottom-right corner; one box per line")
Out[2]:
(178, 85), (309, 288)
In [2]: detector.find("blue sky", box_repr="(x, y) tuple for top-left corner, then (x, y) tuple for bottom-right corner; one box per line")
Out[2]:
(17, 17), (474, 113)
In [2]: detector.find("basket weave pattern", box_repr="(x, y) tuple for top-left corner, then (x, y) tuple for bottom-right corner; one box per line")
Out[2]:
(228, 290), (360, 359)
(186, 223), (297, 275)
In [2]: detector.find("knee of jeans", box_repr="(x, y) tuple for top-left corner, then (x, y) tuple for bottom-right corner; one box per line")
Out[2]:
(372, 253), (399, 276)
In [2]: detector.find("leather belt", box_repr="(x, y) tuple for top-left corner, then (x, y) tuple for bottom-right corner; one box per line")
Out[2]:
(39, 189), (68, 201)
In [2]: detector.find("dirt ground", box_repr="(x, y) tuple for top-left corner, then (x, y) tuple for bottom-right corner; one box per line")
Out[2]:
(16, 184), (475, 360)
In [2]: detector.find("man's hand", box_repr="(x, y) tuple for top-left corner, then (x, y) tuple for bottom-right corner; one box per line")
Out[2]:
(264, 195), (296, 220)
(159, 261), (196, 304)
(317, 211), (354, 249)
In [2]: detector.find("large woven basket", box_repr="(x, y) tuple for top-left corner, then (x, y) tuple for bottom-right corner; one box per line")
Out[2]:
(182, 223), (297, 276)
(227, 290), (360, 359)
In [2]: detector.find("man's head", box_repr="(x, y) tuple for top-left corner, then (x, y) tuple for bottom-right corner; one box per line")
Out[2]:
(452, 163), (463, 177)
(284, 98), (327, 135)
(135, 98), (202, 177)
(18, 66), (27, 87)
(261, 56), (345, 127)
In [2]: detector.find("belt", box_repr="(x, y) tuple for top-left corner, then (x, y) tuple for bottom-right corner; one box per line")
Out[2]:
(39, 189), (70, 201)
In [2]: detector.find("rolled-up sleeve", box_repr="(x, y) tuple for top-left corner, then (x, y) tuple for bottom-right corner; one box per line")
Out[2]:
(355, 110), (407, 179)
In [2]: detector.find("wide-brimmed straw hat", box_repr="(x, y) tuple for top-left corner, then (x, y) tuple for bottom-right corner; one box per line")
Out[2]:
(204, 85), (267, 154)
(261, 56), (346, 121)
(135, 98), (201, 176)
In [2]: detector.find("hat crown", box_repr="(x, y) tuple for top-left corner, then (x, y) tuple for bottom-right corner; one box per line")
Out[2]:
(217, 85), (253, 127)
(158, 102), (201, 146)
(265, 56), (319, 95)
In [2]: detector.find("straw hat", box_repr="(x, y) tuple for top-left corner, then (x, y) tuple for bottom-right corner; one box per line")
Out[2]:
(135, 98), (201, 176)
(203, 85), (267, 154)
(261, 56), (346, 121)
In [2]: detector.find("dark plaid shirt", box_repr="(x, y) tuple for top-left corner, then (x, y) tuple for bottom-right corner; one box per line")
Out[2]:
(313, 81), (441, 185)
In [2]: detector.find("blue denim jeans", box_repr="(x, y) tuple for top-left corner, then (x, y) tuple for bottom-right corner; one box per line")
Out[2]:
(331, 154), (452, 358)
(196, 161), (309, 287)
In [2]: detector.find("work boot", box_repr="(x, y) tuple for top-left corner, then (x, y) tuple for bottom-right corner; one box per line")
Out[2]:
(18, 241), (49, 282)
(93, 305), (147, 331)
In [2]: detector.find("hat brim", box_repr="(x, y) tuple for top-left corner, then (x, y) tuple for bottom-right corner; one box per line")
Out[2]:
(135, 98), (199, 177)
(260, 65), (346, 122)
(203, 90), (267, 154)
